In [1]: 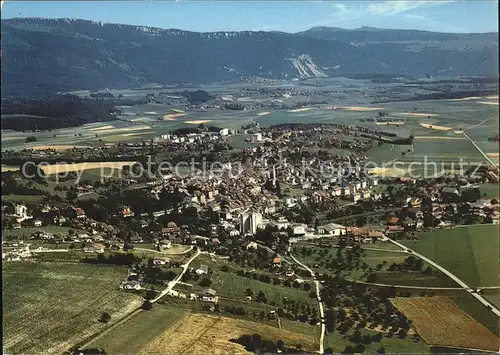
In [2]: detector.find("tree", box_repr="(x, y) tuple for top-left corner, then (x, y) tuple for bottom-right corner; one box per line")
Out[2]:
(343, 345), (354, 354)
(367, 273), (377, 283)
(376, 347), (386, 354)
(141, 301), (153, 311)
(199, 278), (212, 287)
(356, 215), (367, 227)
(423, 266), (433, 276)
(371, 333), (383, 342)
(256, 290), (267, 303)
(353, 344), (366, 353)
(351, 330), (362, 343)
(276, 340), (284, 352)
(245, 288), (253, 297)
(398, 329), (407, 339)
(99, 312), (111, 323)
(145, 289), (158, 300)
(362, 334), (372, 345)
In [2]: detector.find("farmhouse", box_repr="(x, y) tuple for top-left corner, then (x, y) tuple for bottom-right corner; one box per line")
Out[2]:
(200, 288), (218, 303)
(122, 280), (142, 291)
(317, 223), (346, 236)
(93, 243), (105, 253)
(196, 264), (209, 275)
(74, 207), (86, 219)
(273, 256), (282, 267)
(153, 257), (170, 266)
(246, 241), (258, 250)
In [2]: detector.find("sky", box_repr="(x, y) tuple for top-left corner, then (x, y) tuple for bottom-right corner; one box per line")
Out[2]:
(1, 1), (498, 33)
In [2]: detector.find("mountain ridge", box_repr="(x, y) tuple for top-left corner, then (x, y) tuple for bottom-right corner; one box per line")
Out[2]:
(2, 18), (498, 98)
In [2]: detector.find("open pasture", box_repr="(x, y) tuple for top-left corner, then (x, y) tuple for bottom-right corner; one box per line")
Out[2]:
(391, 138), (488, 177)
(402, 225), (499, 287)
(2, 262), (142, 355)
(391, 297), (499, 352)
(88, 304), (186, 354)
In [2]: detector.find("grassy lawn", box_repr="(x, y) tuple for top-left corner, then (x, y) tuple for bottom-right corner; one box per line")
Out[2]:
(369, 242), (404, 251)
(211, 270), (316, 306)
(2, 262), (142, 354)
(324, 328), (430, 353)
(280, 318), (321, 341)
(2, 226), (85, 239)
(88, 303), (186, 354)
(402, 225), (499, 287)
(482, 289), (500, 311)
(450, 290), (500, 337)
(361, 249), (408, 268)
(478, 183), (499, 199)
(2, 194), (46, 204)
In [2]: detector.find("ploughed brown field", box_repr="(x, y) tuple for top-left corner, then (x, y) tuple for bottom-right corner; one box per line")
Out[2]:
(391, 297), (499, 352)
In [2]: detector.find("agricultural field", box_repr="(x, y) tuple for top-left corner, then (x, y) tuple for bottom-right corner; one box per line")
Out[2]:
(88, 303), (186, 354)
(354, 250), (458, 288)
(391, 297), (499, 352)
(1, 194), (46, 204)
(401, 225), (500, 287)
(209, 270), (315, 306)
(478, 183), (500, 199)
(2, 262), (142, 355)
(139, 312), (318, 354)
(2, 226), (84, 239)
(451, 290), (500, 336)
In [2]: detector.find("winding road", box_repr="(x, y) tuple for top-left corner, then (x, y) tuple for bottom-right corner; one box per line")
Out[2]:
(386, 237), (500, 318)
(287, 244), (325, 354)
(152, 247), (201, 302)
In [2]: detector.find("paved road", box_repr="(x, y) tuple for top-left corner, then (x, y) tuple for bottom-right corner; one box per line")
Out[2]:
(462, 131), (499, 168)
(465, 117), (497, 132)
(152, 247), (201, 303)
(287, 245), (325, 354)
(386, 237), (500, 318)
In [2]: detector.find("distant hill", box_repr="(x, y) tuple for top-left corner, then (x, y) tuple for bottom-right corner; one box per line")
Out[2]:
(1, 18), (498, 98)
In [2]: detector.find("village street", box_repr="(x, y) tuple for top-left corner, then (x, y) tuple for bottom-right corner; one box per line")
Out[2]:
(152, 247), (201, 303)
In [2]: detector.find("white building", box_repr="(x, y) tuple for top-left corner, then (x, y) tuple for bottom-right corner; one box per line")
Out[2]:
(219, 128), (229, 136)
(240, 212), (263, 235)
(292, 224), (306, 235)
(14, 204), (28, 219)
(317, 223), (346, 236)
(251, 133), (263, 142)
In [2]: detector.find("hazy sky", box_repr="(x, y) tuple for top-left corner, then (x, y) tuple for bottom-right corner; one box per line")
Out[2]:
(1, 1), (498, 33)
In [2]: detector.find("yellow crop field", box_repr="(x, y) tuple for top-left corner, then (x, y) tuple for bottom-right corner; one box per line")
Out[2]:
(140, 313), (317, 354)
(399, 112), (439, 117)
(419, 123), (453, 131)
(40, 161), (137, 175)
(185, 120), (213, 124)
(391, 297), (499, 352)
(340, 106), (382, 112)
(163, 113), (186, 120)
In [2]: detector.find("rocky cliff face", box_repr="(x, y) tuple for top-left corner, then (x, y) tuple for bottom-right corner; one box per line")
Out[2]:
(1, 18), (498, 97)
